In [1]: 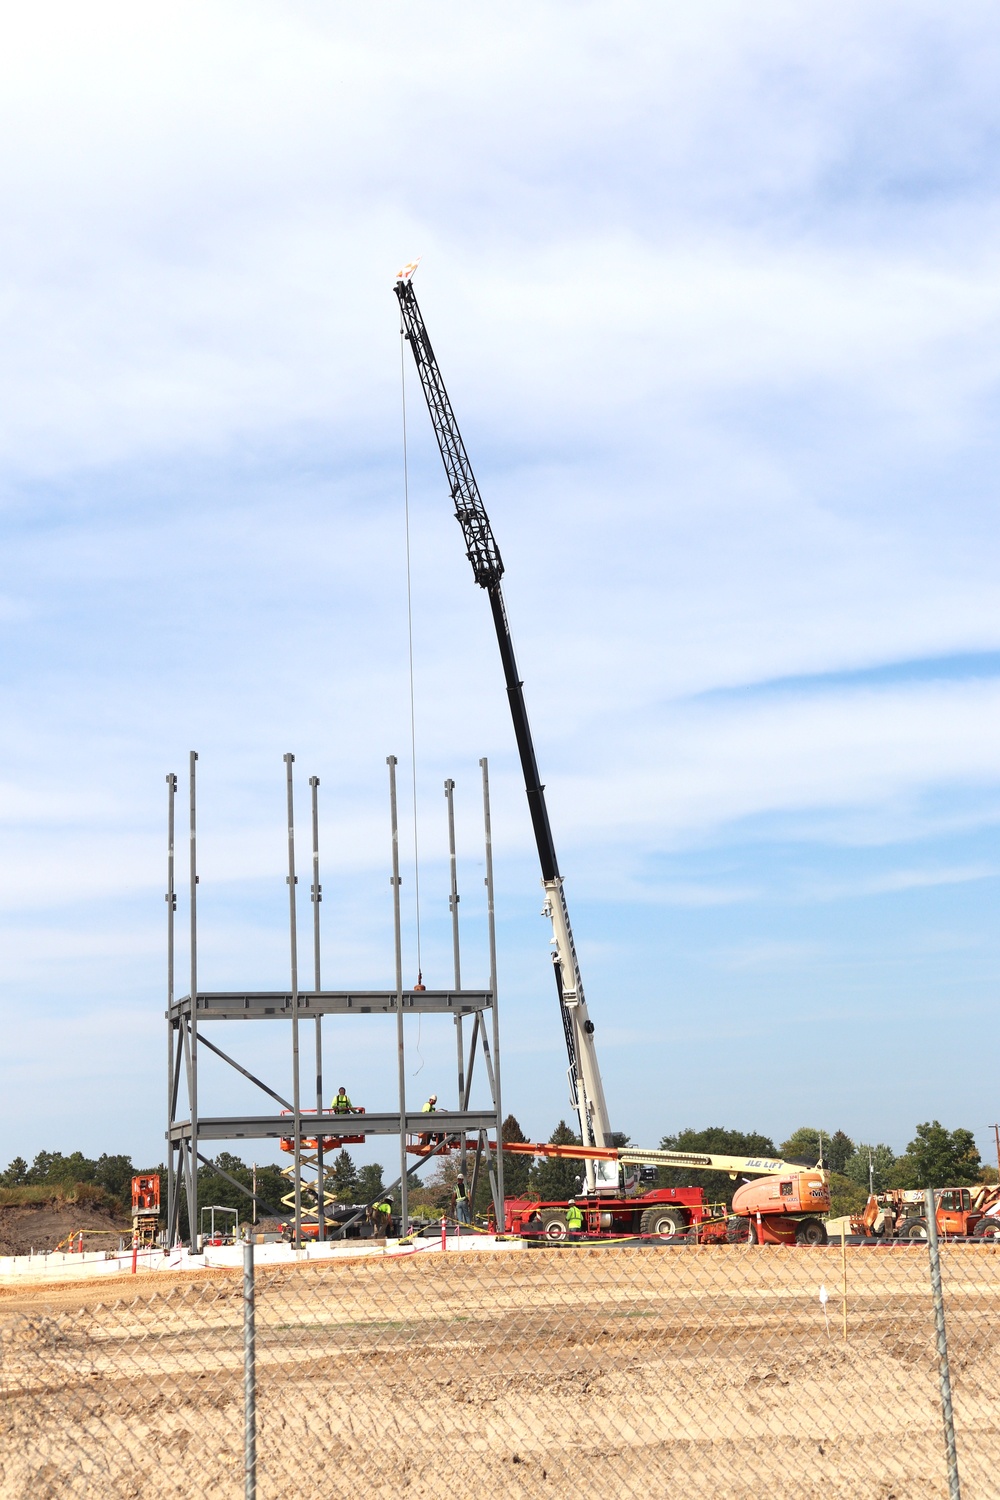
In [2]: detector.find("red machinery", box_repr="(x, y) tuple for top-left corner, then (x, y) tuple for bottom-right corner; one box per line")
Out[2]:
(729, 1171), (830, 1245)
(131, 1173), (161, 1247)
(278, 1107), (367, 1153)
(850, 1185), (1000, 1242)
(502, 1186), (726, 1242)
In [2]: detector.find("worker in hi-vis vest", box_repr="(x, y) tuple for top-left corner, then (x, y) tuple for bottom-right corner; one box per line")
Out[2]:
(419, 1094), (440, 1145)
(454, 1175), (471, 1227)
(331, 1087), (353, 1114)
(566, 1198), (584, 1237)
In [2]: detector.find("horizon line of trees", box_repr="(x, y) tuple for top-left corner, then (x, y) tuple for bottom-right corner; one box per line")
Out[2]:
(1, 1118), (987, 1225)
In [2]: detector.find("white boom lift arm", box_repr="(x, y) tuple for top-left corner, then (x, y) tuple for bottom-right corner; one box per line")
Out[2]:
(499, 1139), (818, 1194)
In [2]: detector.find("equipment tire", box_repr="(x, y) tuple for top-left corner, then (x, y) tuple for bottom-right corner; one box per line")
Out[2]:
(540, 1211), (569, 1242)
(904, 1218), (929, 1241)
(794, 1218), (828, 1247)
(726, 1216), (751, 1244)
(639, 1207), (688, 1239)
(974, 1218), (1000, 1242)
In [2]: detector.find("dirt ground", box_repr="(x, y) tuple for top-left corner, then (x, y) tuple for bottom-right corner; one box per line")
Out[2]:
(0, 1197), (129, 1256)
(2, 1243), (999, 1499)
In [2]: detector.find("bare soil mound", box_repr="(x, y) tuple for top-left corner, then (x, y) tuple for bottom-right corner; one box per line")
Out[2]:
(0, 1194), (129, 1255)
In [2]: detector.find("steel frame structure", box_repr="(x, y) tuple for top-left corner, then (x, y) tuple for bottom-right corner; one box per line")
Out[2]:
(165, 753), (504, 1249)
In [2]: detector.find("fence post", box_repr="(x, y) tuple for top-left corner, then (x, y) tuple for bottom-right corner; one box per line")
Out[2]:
(243, 1239), (257, 1500)
(925, 1186), (961, 1500)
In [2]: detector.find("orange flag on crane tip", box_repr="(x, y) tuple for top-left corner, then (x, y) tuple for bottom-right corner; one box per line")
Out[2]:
(396, 256), (421, 281)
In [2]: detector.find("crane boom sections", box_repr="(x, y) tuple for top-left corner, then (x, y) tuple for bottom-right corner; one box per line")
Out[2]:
(395, 278), (504, 591)
(394, 270), (612, 1161)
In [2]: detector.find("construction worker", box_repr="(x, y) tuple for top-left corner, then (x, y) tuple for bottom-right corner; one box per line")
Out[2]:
(454, 1175), (471, 1228)
(566, 1197), (584, 1239)
(374, 1198), (393, 1235)
(419, 1093), (440, 1145)
(331, 1086), (353, 1114)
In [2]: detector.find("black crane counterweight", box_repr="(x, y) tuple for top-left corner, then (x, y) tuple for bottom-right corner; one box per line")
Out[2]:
(394, 269), (612, 1162)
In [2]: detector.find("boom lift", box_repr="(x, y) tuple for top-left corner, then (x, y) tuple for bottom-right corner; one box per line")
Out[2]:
(395, 266), (611, 1176)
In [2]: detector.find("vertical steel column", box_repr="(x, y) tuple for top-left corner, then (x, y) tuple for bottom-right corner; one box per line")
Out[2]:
(167, 1040), (184, 1247)
(445, 778), (467, 1180)
(462, 1013), (480, 1103)
(388, 756), (408, 1233)
(309, 775), (325, 1242)
(188, 752), (200, 1250)
(243, 1239), (257, 1500)
(926, 1187), (962, 1500)
(284, 754), (302, 1248)
(176, 1139), (189, 1249)
(445, 779), (462, 988)
(480, 757), (504, 1214)
(165, 773), (177, 1246)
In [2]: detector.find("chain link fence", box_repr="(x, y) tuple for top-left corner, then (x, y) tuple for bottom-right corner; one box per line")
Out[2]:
(2, 1213), (999, 1497)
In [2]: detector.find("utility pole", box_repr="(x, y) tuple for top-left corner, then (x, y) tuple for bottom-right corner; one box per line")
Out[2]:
(991, 1124), (1000, 1183)
(868, 1147), (875, 1196)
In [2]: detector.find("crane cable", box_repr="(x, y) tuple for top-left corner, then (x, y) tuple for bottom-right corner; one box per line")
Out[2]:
(400, 322), (425, 1066)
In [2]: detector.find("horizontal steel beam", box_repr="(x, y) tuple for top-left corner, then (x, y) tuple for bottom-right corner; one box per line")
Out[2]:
(168, 989), (492, 1022)
(168, 1110), (499, 1144)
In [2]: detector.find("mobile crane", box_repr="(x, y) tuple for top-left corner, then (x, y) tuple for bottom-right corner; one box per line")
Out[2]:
(395, 264), (611, 1178)
(393, 268), (830, 1242)
(493, 1139), (828, 1244)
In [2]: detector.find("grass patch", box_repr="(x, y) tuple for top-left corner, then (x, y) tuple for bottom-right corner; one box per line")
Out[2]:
(0, 1182), (119, 1210)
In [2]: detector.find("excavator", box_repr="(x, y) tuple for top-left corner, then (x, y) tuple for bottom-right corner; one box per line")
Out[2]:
(394, 265), (829, 1244)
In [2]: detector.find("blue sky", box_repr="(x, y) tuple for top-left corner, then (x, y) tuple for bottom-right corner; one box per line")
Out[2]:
(2, 3), (1000, 1174)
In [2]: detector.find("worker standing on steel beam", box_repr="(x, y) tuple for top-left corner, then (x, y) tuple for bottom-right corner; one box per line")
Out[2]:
(419, 1093), (440, 1145)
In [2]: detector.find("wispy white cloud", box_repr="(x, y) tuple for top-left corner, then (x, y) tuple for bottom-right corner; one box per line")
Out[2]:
(807, 862), (997, 901)
(720, 940), (828, 973)
(547, 678), (1000, 859)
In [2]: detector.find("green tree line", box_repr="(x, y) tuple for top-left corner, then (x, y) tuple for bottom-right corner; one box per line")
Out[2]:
(2, 1118), (985, 1228)
(0, 1151), (151, 1209)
